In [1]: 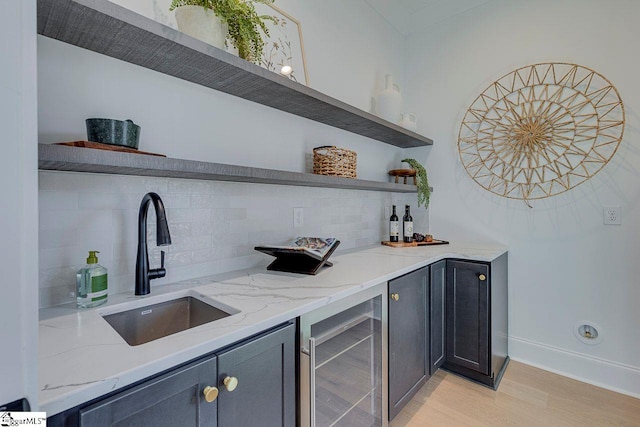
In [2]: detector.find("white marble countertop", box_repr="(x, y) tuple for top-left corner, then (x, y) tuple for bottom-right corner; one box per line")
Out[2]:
(39, 242), (507, 416)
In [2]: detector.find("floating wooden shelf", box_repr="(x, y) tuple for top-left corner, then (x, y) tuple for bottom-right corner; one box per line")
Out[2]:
(38, 144), (419, 193)
(37, 0), (433, 149)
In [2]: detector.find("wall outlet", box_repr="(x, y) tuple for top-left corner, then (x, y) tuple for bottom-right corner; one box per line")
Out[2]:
(603, 206), (621, 225)
(293, 207), (304, 228)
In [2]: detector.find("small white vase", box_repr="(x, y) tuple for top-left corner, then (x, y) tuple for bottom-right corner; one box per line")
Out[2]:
(174, 5), (228, 50)
(399, 112), (417, 131)
(376, 74), (402, 124)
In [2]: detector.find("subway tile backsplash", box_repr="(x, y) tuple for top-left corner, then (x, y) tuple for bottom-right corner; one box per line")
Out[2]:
(38, 171), (428, 308)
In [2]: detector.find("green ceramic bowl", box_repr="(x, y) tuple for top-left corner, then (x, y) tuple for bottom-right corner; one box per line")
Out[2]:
(86, 118), (141, 149)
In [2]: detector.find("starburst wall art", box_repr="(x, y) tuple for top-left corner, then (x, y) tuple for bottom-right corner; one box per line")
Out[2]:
(457, 63), (625, 207)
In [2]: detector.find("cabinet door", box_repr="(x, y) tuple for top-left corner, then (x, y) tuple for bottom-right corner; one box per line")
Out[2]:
(388, 267), (429, 420)
(79, 355), (218, 427)
(430, 260), (446, 374)
(217, 323), (295, 427)
(446, 260), (490, 375)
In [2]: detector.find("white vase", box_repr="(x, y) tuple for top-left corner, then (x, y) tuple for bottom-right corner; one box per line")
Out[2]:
(399, 112), (417, 131)
(174, 5), (228, 50)
(376, 74), (402, 124)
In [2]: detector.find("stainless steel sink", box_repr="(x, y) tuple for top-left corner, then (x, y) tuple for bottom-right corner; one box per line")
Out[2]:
(102, 295), (233, 346)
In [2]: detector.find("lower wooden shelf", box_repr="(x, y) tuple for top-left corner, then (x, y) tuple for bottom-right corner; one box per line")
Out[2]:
(38, 143), (420, 193)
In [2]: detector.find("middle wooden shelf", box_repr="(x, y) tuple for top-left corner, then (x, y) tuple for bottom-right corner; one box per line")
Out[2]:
(38, 143), (420, 193)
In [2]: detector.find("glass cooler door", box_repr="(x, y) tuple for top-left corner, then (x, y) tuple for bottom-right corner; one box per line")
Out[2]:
(300, 283), (387, 427)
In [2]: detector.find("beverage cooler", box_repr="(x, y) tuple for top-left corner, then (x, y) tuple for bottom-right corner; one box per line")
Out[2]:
(299, 283), (388, 427)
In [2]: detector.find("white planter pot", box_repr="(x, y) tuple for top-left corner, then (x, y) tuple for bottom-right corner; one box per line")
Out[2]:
(174, 5), (227, 50)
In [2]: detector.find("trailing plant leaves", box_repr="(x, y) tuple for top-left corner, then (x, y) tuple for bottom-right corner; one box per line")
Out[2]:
(170, 0), (216, 10)
(401, 158), (430, 209)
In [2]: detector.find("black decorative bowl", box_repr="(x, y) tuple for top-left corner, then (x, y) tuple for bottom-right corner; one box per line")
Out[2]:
(86, 118), (140, 149)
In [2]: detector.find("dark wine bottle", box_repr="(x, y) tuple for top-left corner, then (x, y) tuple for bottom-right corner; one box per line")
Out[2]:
(389, 205), (399, 242)
(403, 205), (413, 243)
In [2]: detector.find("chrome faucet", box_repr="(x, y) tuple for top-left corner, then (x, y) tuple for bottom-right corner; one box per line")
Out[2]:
(135, 192), (172, 295)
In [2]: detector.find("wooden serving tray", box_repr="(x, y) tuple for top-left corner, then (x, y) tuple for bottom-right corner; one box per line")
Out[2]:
(55, 141), (166, 157)
(381, 239), (449, 248)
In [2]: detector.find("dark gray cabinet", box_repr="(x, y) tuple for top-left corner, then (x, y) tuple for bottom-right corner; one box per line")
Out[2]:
(216, 324), (295, 427)
(50, 323), (295, 427)
(429, 260), (446, 375)
(443, 255), (508, 389)
(388, 267), (429, 420)
(445, 260), (490, 374)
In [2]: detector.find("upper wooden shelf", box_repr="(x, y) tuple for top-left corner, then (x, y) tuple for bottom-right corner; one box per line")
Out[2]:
(38, 144), (419, 193)
(37, 0), (433, 149)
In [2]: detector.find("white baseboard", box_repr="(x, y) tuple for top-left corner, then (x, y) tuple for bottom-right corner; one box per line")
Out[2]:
(509, 335), (640, 399)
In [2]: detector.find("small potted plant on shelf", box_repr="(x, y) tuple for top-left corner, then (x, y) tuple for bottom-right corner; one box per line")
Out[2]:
(401, 158), (430, 209)
(170, 0), (274, 63)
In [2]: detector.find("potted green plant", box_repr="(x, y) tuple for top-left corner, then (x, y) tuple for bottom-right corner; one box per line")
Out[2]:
(170, 0), (274, 63)
(401, 158), (430, 208)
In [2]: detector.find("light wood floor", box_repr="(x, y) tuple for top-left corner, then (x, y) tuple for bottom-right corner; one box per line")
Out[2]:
(390, 361), (640, 427)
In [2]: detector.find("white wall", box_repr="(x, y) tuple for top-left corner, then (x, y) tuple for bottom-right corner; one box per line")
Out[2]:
(404, 0), (640, 396)
(0, 0), (38, 408)
(271, 0), (408, 110)
(37, 1), (427, 308)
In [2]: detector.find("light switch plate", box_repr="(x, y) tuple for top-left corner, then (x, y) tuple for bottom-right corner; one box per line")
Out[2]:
(293, 207), (304, 228)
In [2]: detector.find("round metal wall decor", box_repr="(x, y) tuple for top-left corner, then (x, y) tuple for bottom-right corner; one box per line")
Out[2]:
(458, 62), (625, 206)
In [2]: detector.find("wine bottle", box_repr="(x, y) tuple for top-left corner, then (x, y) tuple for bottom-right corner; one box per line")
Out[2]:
(389, 205), (399, 242)
(403, 205), (413, 243)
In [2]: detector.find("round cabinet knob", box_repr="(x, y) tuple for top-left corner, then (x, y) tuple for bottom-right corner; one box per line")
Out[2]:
(390, 293), (400, 301)
(203, 386), (219, 403)
(223, 376), (239, 392)
(478, 274), (486, 281)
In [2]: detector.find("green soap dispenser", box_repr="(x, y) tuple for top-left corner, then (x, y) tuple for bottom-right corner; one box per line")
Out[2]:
(76, 250), (108, 308)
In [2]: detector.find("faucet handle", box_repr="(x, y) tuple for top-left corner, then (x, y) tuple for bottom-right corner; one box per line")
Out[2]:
(148, 250), (167, 281)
